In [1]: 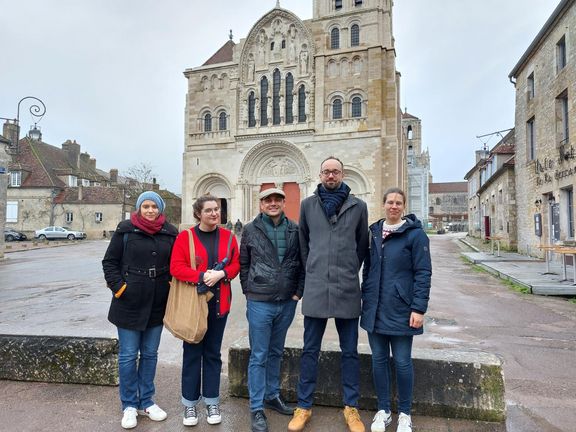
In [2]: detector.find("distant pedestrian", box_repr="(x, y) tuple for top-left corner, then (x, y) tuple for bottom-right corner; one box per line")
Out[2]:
(240, 188), (304, 432)
(361, 187), (432, 432)
(170, 194), (240, 427)
(102, 191), (178, 429)
(234, 218), (243, 236)
(225, 220), (233, 230)
(288, 156), (368, 432)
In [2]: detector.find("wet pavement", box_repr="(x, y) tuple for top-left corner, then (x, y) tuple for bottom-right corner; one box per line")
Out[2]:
(1, 234), (575, 431)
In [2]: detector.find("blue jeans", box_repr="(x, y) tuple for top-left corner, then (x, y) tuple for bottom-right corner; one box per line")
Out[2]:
(297, 316), (360, 408)
(181, 311), (228, 407)
(117, 324), (163, 410)
(247, 299), (297, 411)
(368, 332), (414, 414)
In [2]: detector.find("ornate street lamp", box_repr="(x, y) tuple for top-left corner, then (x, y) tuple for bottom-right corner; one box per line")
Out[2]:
(0, 96), (47, 147)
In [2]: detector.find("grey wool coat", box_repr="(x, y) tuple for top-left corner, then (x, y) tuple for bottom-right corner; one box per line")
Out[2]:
(298, 186), (369, 318)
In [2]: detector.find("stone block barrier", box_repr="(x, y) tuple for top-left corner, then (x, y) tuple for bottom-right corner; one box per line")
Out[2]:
(0, 335), (118, 386)
(229, 337), (505, 422)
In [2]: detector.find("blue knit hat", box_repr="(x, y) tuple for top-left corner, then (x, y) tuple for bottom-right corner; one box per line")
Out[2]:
(136, 191), (165, 214)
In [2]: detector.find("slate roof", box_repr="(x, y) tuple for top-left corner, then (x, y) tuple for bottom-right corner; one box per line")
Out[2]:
(203, 40), (235, 66)
(8, 137), (108, 188)
(429, 182), (468, 194)
(55, 187), (124, 205)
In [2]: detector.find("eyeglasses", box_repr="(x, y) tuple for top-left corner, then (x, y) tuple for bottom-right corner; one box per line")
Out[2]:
(320, 169), (342, 177)
(202, 207), (220, 214)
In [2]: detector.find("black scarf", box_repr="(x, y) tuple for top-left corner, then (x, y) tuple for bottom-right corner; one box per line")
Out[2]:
(318, 182), (350, 221)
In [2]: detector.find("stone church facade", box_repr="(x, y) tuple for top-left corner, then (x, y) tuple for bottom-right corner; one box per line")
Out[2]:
(182, 0), (405, 224)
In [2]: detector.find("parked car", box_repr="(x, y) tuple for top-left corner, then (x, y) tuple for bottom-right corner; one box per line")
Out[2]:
(4, 229), (27, 242)
(34, 226), (86, 240)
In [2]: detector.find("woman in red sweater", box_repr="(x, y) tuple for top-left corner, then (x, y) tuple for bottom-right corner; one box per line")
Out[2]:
(170, 194), (240, 427)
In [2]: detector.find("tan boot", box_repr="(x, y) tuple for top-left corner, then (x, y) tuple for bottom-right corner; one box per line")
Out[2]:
(288, 407), (312, 432)
(343, 406), (365, 432)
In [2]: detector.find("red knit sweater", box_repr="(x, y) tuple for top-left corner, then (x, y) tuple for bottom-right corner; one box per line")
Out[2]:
(170, 227), (240, 317)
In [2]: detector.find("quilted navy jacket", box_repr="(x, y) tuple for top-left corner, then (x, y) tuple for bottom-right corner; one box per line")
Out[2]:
(360, 214), (432, 336)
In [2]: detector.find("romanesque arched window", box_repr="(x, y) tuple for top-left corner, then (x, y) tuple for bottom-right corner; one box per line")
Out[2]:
(331, 28), (340, 49)
(298, 85), (306, 123)
(351, 24), (360, 47)
(332, 98), (343, 119)
(248, 92), (256, 127)
(219, 111), (227, 130)
(273, 69), (281, 125)
(204, 113), (212, 132)
(351, 95), (362, 117)
(285, 73), (294, 124)
(261, 76), (269, 126)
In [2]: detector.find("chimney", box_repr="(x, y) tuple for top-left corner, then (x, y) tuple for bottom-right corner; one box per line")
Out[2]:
(80, 152), (90, 166)
(3, 120), (20, 152)
(110, 168), (118, 183)
(61, 140), (81, 168)
(89, 158), (96, 171)
(152, 177), (160, 191)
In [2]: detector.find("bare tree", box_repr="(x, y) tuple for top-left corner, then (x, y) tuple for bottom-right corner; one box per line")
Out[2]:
(123, 162), (159, 195)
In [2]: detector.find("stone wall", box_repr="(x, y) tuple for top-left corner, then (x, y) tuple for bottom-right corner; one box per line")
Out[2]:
(229, 337), (505, 422)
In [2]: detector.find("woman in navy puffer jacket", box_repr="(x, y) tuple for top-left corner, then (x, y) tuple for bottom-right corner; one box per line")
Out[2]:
(360, 187), (431, 432)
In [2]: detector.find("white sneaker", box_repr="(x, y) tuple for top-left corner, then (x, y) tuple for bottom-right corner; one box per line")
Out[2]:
(396, 413), (412, 432)
(121, 407), (138, 429)
(183, 405), (198, 426)
(140, 403), (167, 421)
(371, 410), (392, 432)
(206, 404), (222, 425)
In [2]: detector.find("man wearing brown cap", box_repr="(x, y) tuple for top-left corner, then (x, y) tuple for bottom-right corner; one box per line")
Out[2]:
(240, 188), (304, 432)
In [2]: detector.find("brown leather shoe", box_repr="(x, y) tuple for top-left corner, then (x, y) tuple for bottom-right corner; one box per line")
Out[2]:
(343, 406), (365, 432)
(287, 407), (312, 432)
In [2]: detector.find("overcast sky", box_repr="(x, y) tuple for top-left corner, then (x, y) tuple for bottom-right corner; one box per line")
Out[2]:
(0, 0), (560, 193)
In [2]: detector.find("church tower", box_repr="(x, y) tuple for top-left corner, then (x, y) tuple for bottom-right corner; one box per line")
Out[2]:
(181, 0), (404, 225)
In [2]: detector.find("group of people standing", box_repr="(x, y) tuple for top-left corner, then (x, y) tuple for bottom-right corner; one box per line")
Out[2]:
(102, 155), (432, 432)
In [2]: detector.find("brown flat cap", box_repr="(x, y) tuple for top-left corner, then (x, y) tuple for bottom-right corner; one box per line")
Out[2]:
(259, 188), (286, 200)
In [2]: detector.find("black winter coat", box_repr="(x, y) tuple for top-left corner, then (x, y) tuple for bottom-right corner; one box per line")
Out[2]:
(102, 219), (178, 331)
(360, 214), (431, 336)
(240, 214), (304, 301)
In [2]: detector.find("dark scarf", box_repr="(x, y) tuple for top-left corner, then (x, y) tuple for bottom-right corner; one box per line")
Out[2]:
(130, 212), (166, 235)
(317, 182), (350, 220)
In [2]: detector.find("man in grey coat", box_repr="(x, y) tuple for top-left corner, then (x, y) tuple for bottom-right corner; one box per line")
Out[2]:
(288, 156), (369, 432)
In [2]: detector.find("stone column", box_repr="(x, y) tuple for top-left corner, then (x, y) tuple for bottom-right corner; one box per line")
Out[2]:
(0, 141), (10, 259)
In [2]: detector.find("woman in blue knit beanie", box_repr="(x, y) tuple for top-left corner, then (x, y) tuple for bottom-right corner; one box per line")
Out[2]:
(102, 189), (178, 429)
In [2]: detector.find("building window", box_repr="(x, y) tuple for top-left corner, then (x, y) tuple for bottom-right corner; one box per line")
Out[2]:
(219, 112), (227, 130)
(95, 212), (103, 223)
(332, 98), (343, 119)
(204, 113), (212, 132)
(81, 179), (90, 187)
(331, 28), (340, 49)
(261, 76), (269, 126)
(6, 201), (18, 222)
(351, 24), (360, 47)
(65, 212), (73, 224)
(285, 73), (294, 124)
(527, 72), (535, 100)
(281, 40), (286, 49)
(354, 0), (363, 5)
(273, 69), (281, 125)
(298, 85), (306, 123)
(68, 175), (77, 187)
(335, 0), (342, 10)
(351, 95), (362, 117)
(9, 171), (21, 187)
(557, 35), (567, 72)
(248, 92), (256, 127)
(270, 42), (275, 51)
(527, 117), (536, 161)
(556, 91), (569, 145)
(435, 197), (441, 205)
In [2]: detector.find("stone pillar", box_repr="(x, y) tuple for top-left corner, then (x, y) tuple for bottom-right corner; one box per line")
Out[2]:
(0, 140), (10, 259)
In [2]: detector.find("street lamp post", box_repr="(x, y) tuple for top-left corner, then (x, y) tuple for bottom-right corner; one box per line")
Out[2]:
(1, 96), (46, 259)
